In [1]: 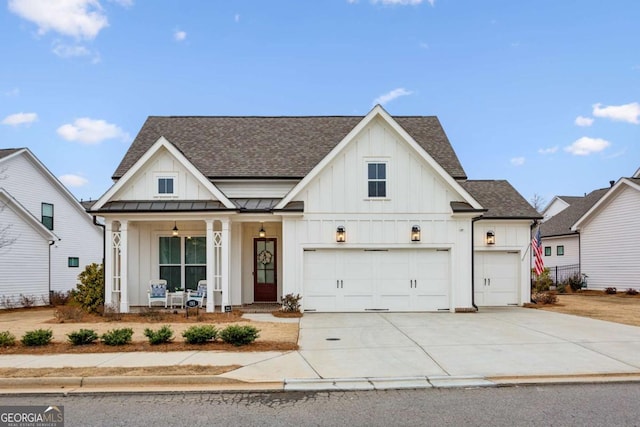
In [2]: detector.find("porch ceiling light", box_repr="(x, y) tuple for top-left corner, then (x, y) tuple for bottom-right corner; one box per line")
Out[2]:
(259, 224), (266, 238)
(411, 225), (421, 242)
(336, 226), (346, 243)
(486, 230), (495, 245)
(172, 221), (179, 237)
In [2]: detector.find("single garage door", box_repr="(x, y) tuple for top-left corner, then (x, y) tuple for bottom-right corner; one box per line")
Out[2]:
(303, 248), (450, 312)
(474, 251), (520, 306)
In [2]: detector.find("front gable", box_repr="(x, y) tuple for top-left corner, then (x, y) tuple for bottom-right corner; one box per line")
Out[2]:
(93, 137), (234, 210)
(572, 179), (640, 231)
(276, 105), (480, 213)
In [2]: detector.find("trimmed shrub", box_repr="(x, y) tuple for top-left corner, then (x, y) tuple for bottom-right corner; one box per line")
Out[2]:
(182, 325), (218, 344)
(281, 293), (302, 313)
(532, 268), (553, 293)
(72, 263), (104, 314)
(101, 328), (133, 346)
(21, 329), (53, 347)
(532, 291), (558, 305)
(0, 331), (16, 347)
(604, 287), (617, 295)
(625, 288), (639, 296)
(562, 273), (584, 292)
(143, 325), (174, 345)
(67, 329), (99, 346)
(219, 325), (260, 346)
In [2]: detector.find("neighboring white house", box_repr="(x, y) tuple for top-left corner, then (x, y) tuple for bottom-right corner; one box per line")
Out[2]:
(571, 173), (640, 290)
(539, 188), (608, 282)
(0, 148), (104, 307)
(91, 105), (540, 313)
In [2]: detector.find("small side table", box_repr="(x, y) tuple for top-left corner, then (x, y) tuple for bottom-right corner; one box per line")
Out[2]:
(169, 291), (185, 309)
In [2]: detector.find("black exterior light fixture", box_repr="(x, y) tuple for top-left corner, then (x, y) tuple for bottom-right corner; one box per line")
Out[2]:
(486, 230), (495, 245)
(259, 224), (266, 238)
(172, 221), (179, 237)
(411, 225), (421, 242)
(336, 226), (346, 243)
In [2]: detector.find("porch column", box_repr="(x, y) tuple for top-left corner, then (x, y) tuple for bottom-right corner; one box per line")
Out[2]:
(221, 218), (231, 313)
(104, 220), (113, 306)
(205, 219), (215, 313)
(119, 220), (129, 313)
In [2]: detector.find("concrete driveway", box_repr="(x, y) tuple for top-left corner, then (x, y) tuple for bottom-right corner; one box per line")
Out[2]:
(296, 308), (640, 379)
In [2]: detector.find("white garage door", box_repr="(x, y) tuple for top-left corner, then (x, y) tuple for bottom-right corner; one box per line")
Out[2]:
(474, 252), (519, 306)
(303, 249), (450, 312)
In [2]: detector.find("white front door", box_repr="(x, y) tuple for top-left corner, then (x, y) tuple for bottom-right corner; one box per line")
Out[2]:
(474, 251), (520, 306)
(303, 249), (451, 312)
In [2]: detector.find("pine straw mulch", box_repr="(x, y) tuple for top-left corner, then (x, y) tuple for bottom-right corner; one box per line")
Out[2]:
(45, 308), (247, 324)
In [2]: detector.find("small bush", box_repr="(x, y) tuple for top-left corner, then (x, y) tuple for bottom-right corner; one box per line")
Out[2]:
(101, 328), (133, 346)
(0, 331), (16, 347)
(563, 273), (585, 292)
(50, 290), (71, 306)
(625, 288), (639, 296)
(19, 294), (36, 308)
(281, 293), (302, 312)
(67, 329), (99, 346)
(21, 329), (53, 347)
(182, 325), (218, 344)
(532, 291), (558, 305)
(143, 325), (174, 345)
(604, 287), (617, 294)
(72, 263), (104, 314)
(555, 282), (566, 293)
(219, 325), (260, 346)
(54, 306), (85, 323)
(532, 268), (553, 293)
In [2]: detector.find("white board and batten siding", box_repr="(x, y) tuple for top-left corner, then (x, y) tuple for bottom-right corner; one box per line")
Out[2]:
(580, 185), (640, 290)
(281, 117), (475, 312)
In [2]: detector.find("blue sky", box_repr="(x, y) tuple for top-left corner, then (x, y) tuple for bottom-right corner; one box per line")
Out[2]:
(1, 0), (639, 209)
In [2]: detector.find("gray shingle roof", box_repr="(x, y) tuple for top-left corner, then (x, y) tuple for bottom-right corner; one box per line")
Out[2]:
(460, 180), (541, 219)
(113, 115), (467, 180)
(540, 188), (609, 237)
(0, 148), (22, 160)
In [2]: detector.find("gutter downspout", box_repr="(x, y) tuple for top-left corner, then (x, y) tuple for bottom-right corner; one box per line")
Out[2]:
(48, 240), (55, 305)
(471, 216), (482, 311)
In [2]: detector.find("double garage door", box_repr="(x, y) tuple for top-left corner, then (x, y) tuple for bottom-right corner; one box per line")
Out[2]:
(303, 249), (450, 312)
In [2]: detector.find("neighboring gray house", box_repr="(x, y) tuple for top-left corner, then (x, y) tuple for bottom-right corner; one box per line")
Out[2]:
(91, 106), (540, 313)
(571, 171), (640, 290)
(0, 148), (103, 307)
(539, 188), (609, 282)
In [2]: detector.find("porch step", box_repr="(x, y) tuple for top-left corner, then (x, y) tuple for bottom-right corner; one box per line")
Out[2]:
(238, 303), (281, 313)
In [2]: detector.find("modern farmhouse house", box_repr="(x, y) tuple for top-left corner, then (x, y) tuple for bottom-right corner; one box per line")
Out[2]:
(91, 106), (540, 313)
(0, 148), (103, 307)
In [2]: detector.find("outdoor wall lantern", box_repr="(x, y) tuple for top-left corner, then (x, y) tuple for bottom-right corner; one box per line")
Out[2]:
(259, 224), (266, 238)
(411, 225), (421, 242)
(336, 226), (346, 243)
(486, 230), (495, 245)
(172, 221), (179, 237)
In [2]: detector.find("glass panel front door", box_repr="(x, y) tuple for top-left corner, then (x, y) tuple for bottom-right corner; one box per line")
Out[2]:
(254, 238), (277, 301)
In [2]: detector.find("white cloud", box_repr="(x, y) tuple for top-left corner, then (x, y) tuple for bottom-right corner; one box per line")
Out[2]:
(8, 0), (109, 39)
(538, 146), (558, 155)
(564, 137), (610, 156)
(52, 41), (101, 62)
(4, 88), (20, 97)
(57, 117), (129, 144)
(174, 30), (187, 41)
(109, 0), (133, 7)
(1, 112), (38, 126)
(59, 174), (88, 187)
(592, 102), (640, 124)
(574, 116), (593, 127)
(510, 157), (525, 166)
(373, 88), (413, 105)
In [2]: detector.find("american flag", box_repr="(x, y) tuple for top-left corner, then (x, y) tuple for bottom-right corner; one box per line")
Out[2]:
(532, 227), (544, 276)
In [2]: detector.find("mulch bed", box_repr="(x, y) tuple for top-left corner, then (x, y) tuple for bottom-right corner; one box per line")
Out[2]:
(47, 308), (247, 324)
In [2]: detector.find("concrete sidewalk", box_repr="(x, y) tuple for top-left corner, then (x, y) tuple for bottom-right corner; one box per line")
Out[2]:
(2, 308), (640, 393)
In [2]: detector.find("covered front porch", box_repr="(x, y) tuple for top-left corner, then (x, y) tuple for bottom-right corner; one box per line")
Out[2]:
(104, 215), (282, 313)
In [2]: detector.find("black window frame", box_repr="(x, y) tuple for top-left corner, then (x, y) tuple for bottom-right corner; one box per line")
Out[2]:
(557, 245), (565, 256)
(158, 177), (174, 195)
(68, 257), (80, 268)
(367, 162), (387, 198)
(544, 246), (551, 256)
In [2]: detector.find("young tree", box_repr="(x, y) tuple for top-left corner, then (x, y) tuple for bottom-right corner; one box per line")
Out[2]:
(530, 193), (546, 213)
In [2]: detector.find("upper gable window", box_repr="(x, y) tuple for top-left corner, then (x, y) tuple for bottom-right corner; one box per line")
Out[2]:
(42, 203), (54, 230)
(155, 173), (178, 197)
(367, 162), (387, 198)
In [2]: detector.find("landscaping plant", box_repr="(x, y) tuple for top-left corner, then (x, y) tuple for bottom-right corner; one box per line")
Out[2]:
(604, 287), (617, 295)
(72, 263), (104, 313)
(21, 329), (53, 347)
(67, 329), (99, 346)
(281, 293), (302, 312)
(54, 306), (84, 323)
(101, 328), (134, 346)
(0, 331), (16, 347)
(182, 325), (218, 344)
(532, 291), (558, 305)
(531, 268), (553, 293)
(625, 288), (639, 296)
(143, 325), (174, 345)
(220, 325), (260, 346)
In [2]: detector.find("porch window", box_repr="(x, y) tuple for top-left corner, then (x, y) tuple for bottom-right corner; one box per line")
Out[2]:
(159, 236), (206, 292)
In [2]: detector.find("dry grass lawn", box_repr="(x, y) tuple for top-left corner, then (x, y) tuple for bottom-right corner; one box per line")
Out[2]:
(529, 291), (640, 327)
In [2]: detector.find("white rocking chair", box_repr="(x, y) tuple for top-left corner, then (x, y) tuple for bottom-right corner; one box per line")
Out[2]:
(147, 279), (168, 308)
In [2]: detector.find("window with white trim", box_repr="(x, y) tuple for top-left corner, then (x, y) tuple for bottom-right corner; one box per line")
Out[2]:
(367, 162), (387, 198)
(159, 236), (206, 292)
(41, 203), (54, 230)
(158, 177), (174, 194)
